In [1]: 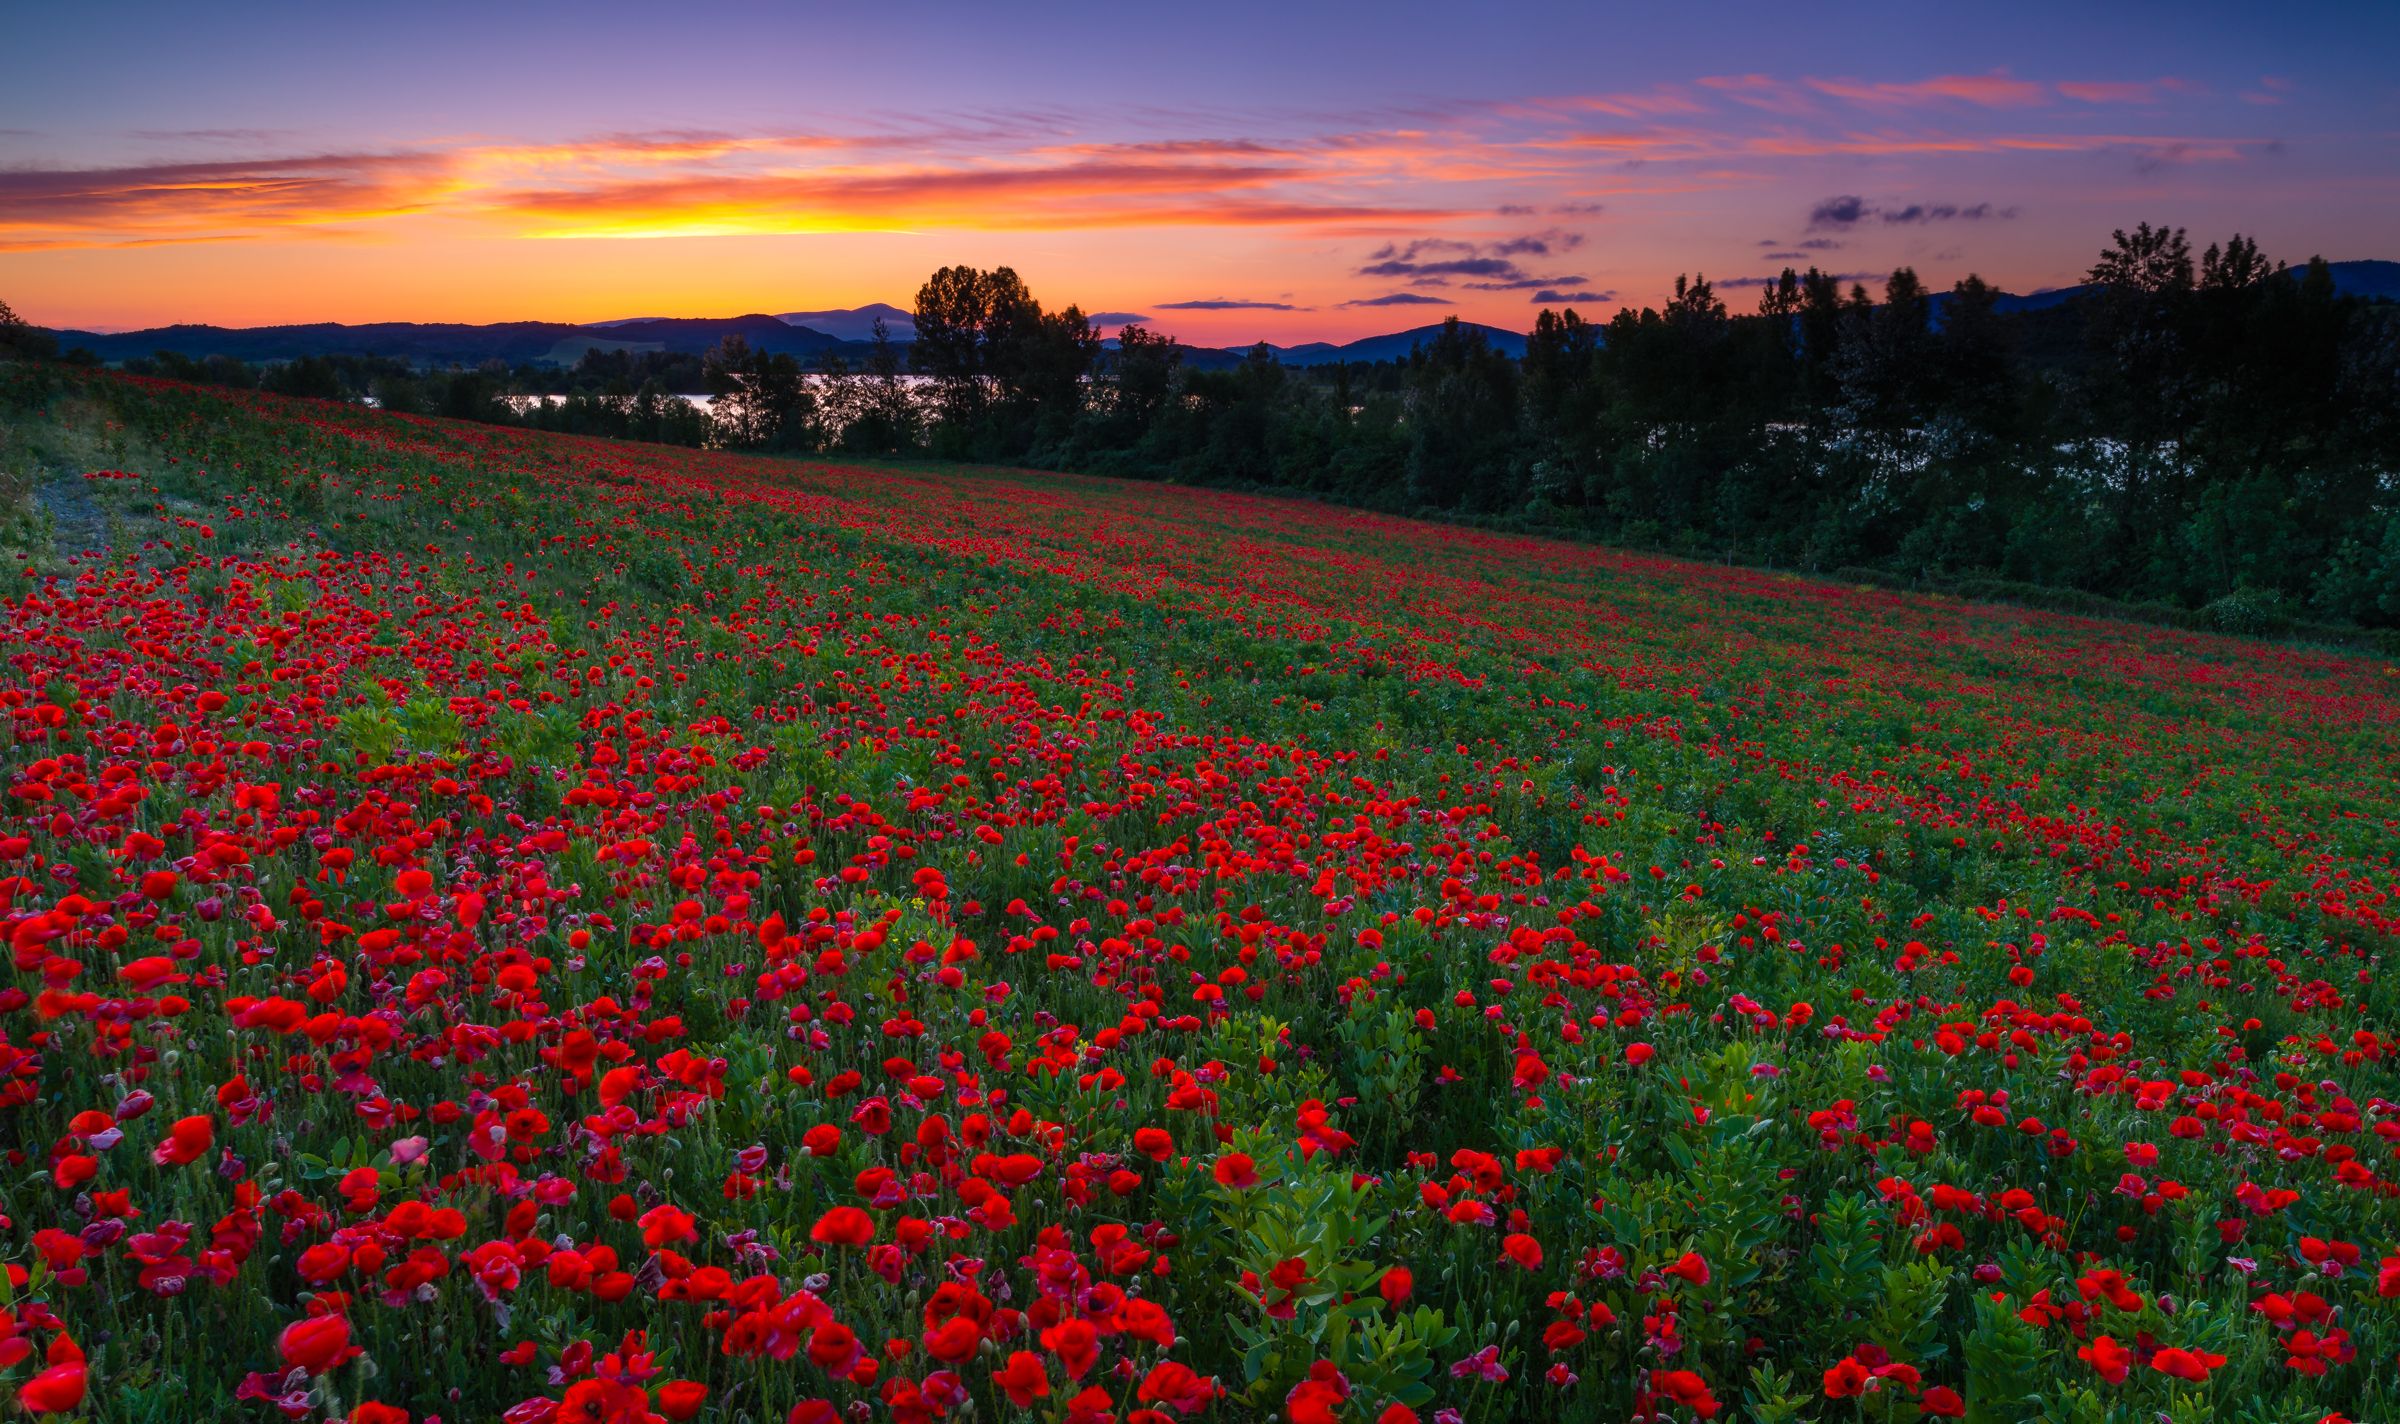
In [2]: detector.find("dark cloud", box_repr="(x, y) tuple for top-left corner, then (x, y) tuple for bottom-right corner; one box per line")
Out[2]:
(1493, 232), (1583, 256)
(1357, 231), (1592, 299)
(1156, 298), (1303, 311)
(1532, 289), (1612, 304)
(1362, 256), (1523, 278)
(1881, 201), (2010, 224)
(1760, 251), (1810, 260)
(1084, 311), (1154, 325)
(1496, 203), (1536, 216)
(1552, 202), (1606, 215)
(1808, 194), (1871, 229)
(1799, 238), (1842, 250)
(1340, 292), (1453, 307)
(1811, 195), (2016, 229)
(1367, 238), (1479, 262)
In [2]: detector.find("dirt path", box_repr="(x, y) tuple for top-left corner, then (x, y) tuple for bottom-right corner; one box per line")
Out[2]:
(35, 474), (109, 559)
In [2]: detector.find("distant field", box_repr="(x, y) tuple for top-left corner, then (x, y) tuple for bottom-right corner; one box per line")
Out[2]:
(2, 365), (2397, 1423)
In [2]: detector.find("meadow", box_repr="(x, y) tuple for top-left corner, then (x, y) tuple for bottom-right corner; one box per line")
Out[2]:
(1, 364), (2397, 1424)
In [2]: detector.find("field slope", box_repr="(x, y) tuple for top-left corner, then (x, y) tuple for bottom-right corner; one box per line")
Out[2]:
(1, 366), (2397, 1423)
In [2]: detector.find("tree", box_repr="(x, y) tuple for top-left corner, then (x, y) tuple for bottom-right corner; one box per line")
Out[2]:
(705, 335), (817, 452)
(910, 266), (1096, 456)
(1521, 307), (1600, 501)
(2088, 222), (2194, 296)
(1102, 324), (1182, 442)
(851, 317), (919, 454)
(0, 299), (58, 361)
(1404, 318), (1520, 509)
(912, 265), (999, 433)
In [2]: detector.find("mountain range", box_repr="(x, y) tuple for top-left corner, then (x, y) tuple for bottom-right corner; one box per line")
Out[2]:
(37, 262), (2393, 371)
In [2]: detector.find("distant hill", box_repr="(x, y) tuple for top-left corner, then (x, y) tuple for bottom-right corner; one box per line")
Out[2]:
(773, 303), (916, 342)
(1169, 323), (1530, 370)
(1271, 322), (1528, 365)
(58, 263), (2388, 374)
(583, 314), (852, 359)
(45, 314), (867, 367)
(39, 311), (1533, 371)
(1928, 258), (2399, 323)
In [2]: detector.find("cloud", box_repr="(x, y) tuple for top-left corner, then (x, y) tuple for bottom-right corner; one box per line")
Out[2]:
(1360, 255), (1520, 278)
(1531, 289), (1611, 304)
(1880, 201), (2012, 224)
(2240, 75), (2294, 106)
(1809, 195), (1871, 229)
(1157, 298), (1302, 311)
(1806, 71), (2050, 109)
(1341, 292), (1453, 307)
(1809, 195), (2015, 230)
(1493, 232), (1582, 255)
(0, 125), (1476, 251)
(1695, 74), (1822, 116)
(0, 150), (460, 249)
(1759, 251), (1810, 261)
(1464, 275), (1589, 291)
(1357, 231), (1592, 294)
(1084, 311), (1154, 325)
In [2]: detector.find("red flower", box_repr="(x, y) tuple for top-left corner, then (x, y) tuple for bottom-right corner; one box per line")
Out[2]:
(1136, 1361), (1216, 1416)
(1501, 1233), (1544, 1270)
(1285, 1362), (1350, 1424)
(1650, 1368), (1719, 1418)
(995, 1351), (1051, 1408)
(279, 1314), (361, 1376)
(2077, 1335), (2133, 1384)
(922, 1315), (981, 1364)
(1919, 1386), (1965, 1418)
(151, 1114), (213, 1166)
(656, 1382), (707, 1421)
(1823, 1357), (1870, 1398)
(1042, 1318), (1101, 1380)
(638, 1205), (697, 1249)
(17, 1364), (86, 1416)
(805, 1322), (861, 1375)
(2150, 1347), (2227, 1382)
(809, 1206), (875, 1247)
(1213, 1153), (1259, 1190)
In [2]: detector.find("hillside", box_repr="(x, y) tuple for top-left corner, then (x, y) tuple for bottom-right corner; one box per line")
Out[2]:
(3, 363), (2398, 1420)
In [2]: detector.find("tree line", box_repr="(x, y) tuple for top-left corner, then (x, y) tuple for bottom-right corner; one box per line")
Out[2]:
(8, 224), (2398, 633)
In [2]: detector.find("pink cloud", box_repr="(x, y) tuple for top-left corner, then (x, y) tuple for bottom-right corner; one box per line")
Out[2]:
(1806, 71), (2052, 109)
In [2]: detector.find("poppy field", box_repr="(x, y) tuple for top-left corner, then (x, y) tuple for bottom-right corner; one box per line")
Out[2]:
(3, 365), (2399, 1424)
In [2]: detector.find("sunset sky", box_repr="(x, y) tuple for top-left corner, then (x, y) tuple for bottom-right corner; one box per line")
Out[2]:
(6, 0), (2396, 344)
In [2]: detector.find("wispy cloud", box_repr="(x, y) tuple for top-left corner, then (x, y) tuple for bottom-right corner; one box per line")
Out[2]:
(1340, 292), (1452, 307)
(1806, 72), (2051, 109)
(1157, 298), (1304, 311)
